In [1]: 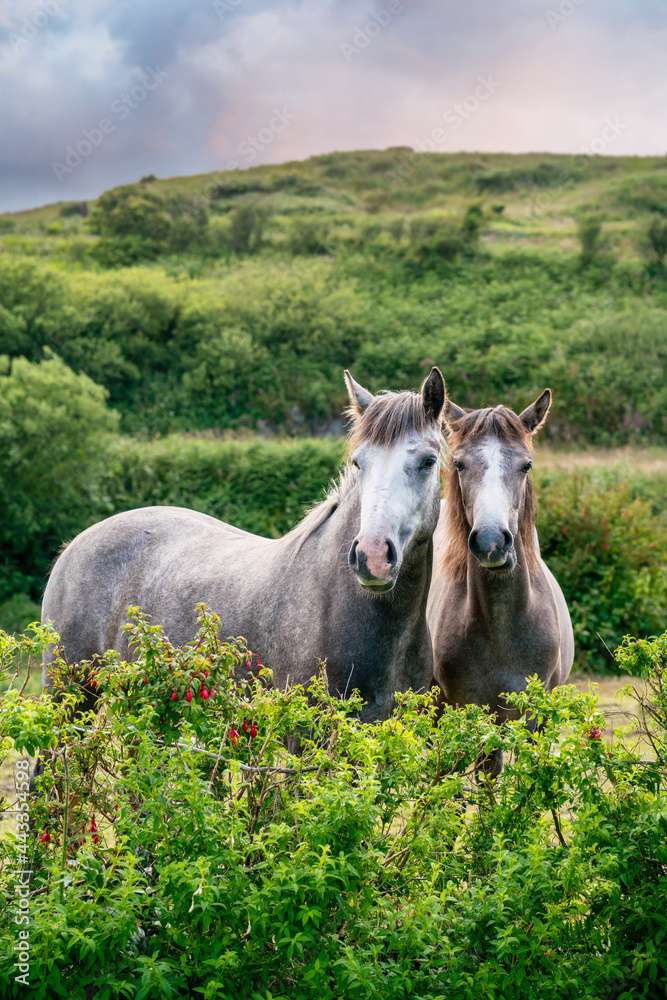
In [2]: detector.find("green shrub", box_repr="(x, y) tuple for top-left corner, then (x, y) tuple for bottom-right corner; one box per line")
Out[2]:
(0, 251), (665, 443)
(537, 307), (667, 445)
(104, 434), (344, 538)
(88, 186), (172, 246)
(610, 173), (667, 216)
(2, 613), (667, 997)
(647, 215), (667, 266)
(89, 234), (159, 266)
(228, 201), (268, 253)
(577, 212), (604, 265)
(0, 353), (118, 602)
(58, 202), (85, 218)
(287, 217), (331, 255)
(0, 593), (41, 637)
(537, 470), (667, 671)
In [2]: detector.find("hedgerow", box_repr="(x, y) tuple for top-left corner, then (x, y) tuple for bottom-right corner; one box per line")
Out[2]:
(1, 614), (667, 998)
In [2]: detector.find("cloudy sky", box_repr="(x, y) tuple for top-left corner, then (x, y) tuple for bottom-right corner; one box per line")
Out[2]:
(0, 0), (665, 212)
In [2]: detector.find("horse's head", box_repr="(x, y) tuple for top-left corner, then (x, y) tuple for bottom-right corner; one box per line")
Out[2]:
(344, 367), (445, 593)
(444, 390), (551, 575)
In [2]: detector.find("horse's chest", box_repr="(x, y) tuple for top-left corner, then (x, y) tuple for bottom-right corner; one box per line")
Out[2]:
(435, 599), (562, 708)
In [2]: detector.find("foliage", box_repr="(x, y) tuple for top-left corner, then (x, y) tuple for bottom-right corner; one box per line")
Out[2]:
(89, 187), (173, 246)
(647, 215), (667, 268)
(102, 434), (344, 539)
(537, 472), (667, 671)
(534, 307), (667, 446)
(88, 186), (210, 259)
(0, 245), (665, 442)
(2, 613), (667, 997)
(0, 594), (42, 642)
(228, 201), (269, 254)
(577, 212), (604, 265)
(58, 203), (86, 219)
(287, 217), (331, 256)
(0, 353), (118, 602)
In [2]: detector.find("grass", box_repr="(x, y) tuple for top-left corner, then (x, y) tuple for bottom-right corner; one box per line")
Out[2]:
(2, 150), (667, 263)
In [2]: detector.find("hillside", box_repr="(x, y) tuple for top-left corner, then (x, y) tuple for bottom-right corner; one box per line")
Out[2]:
(0, 149), (666, 440)
(4, 149), (667, 255)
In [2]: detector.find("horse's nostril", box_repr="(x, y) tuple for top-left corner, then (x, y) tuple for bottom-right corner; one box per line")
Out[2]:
(348, 538), (359, 571)
(502, 529), (513, 552)
(386, 537), (397, 568)
(468, 529), (478, 554)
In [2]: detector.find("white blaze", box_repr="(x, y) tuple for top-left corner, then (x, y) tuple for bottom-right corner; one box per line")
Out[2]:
(471, 438), (512, 534)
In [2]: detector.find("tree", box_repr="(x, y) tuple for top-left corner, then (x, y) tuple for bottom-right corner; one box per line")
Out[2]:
(0, 353), (118, 600)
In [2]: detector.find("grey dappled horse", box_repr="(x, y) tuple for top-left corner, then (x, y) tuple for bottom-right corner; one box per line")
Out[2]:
(42, 369), (447, 722)
(427, 390), (574, 771)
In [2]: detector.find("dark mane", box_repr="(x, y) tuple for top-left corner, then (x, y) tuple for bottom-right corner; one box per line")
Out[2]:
(440, 405), (538, 581)
(346, 390), (443, 457)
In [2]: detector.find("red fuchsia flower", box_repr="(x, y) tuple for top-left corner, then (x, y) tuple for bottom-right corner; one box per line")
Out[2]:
(201, 688), (209, 700)
(250, 721), (257, 739)
(89, 815), (99, 844)
(204, 669), (208, 678)
(90, 677), (97, 689)
(144, 676), (148, 685)
(171, 690), (177, 701)
(209, 689), (215, 698)
(587, 726), (604, 740)
(230, 725), (238, 748)
(186, 689), (192, 703)
(40, 829), (50, 844)
(247, 657), (251, 671)
(242, 718), (248, 734)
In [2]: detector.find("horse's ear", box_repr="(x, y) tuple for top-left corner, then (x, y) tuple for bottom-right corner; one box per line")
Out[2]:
(344, 370), (374, 414)
(519, 389), (552, 435)
(421, 367), (446, 423)
(444, 397), (467, 430)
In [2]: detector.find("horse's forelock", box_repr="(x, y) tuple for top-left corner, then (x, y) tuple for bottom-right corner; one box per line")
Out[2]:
(446, 404), (532, 451)
(346, 390), (443, 458)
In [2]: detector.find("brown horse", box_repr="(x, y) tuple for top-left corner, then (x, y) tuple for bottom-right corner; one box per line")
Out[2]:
(427, 389), (574, 769)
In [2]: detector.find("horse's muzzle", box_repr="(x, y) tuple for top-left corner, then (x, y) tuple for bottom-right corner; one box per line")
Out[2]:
(468, 526), (514, 570)
(349, 535), (398, 590)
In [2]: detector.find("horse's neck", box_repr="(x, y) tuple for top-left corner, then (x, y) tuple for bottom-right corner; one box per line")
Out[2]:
(465, 531), (536, 624)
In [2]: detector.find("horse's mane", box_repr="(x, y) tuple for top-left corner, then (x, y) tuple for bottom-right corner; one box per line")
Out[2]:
(280, 389), (444, 557)
(440, 405), (538, 582)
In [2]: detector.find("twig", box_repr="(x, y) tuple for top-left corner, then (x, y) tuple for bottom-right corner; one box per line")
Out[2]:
(60, 748), (70, 903)
(551, 808), (567, 848)
(208, 725), (229, 795)
(17, 654), (33, 699)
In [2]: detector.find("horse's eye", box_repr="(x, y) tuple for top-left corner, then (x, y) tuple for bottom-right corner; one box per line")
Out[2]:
(452, 458), (464, 472)
(522, 461), (533, 473)
(421, 456), (437, 470)
(351, 459), (360, 469)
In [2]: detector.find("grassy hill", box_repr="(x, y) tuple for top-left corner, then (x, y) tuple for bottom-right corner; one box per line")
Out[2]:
(0, 148), (666, 440)
(4, 149), (667, 254)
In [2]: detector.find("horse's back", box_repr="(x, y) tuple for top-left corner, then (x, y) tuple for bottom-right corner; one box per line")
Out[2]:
(539, 556), (574, 684)
(42, 506), (273, 668)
